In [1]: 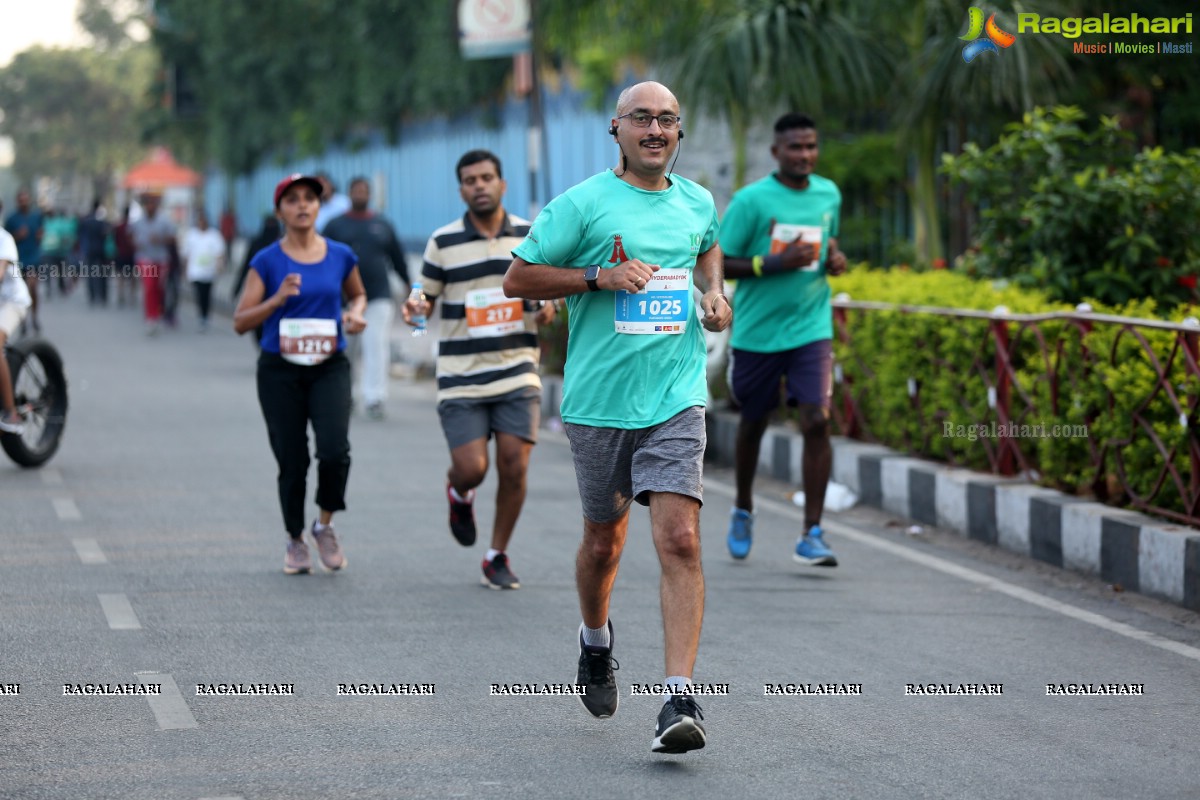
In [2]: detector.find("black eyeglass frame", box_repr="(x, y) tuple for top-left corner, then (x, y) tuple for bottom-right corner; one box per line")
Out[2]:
(615, 112), (682, 130)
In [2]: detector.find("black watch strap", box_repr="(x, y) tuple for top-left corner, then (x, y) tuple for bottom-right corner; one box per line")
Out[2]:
(585, 265), (601, 292)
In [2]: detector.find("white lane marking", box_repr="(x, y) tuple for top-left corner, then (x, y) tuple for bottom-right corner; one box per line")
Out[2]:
(98, 593), (141, 630)
(40, 468), (64, 486)
(136, 672), (199, 730)
(52, 496), (82, 521)
(71, 538), (107, 564)
(703, 479), (1200, 665)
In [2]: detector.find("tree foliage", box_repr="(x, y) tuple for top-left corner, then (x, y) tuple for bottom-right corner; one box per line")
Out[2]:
(150, 0), (513, 174)
(91, 0), (1200, 275)
(77, 0), (150, 51)
(0, 45), (156, 195)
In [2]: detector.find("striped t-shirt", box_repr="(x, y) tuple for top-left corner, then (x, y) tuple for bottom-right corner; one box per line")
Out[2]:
(421, 213), (542, 402)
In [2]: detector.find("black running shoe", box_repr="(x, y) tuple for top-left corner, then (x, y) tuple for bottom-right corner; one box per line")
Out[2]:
(576, 621), (619, 718)
(652, 694), (706, 754)
(481, 553), (520, 590)
(447, 485), (476, 546)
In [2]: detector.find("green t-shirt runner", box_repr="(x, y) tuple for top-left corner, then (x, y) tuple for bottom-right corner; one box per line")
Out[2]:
(511, 170), (719, 429)
(721, 172), (841, 353)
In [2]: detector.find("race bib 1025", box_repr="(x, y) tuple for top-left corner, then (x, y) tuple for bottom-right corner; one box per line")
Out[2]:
(614, 268), (690, 334)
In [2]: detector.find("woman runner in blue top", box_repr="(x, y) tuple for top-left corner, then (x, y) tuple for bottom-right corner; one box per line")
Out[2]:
(234, 174), (368, 574)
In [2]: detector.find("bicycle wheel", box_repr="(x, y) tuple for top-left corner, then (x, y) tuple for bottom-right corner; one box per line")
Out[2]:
(1, 338), (69, 467)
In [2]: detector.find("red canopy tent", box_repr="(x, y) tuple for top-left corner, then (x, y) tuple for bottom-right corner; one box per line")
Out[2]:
(120, 147), (202, 228)
(121, 147), (201, 192)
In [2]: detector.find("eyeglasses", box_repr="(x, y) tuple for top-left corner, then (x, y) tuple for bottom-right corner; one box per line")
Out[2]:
(617, 112), (681, 130)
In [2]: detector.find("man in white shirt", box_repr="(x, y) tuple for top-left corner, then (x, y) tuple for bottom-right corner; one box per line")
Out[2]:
(0, 202), (32, 433)
(181, 209), (226, 331)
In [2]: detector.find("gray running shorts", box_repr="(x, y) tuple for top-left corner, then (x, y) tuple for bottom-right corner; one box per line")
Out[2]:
(437, 386), (541, 451)
(564, 405), (705, 523)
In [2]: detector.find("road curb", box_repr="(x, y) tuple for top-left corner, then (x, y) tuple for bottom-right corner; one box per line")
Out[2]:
(703, 408), (1200, 613)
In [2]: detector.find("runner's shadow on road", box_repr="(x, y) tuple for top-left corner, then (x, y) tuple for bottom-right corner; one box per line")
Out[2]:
(645, 758), (703, 772)
(789, 570), (838, 581)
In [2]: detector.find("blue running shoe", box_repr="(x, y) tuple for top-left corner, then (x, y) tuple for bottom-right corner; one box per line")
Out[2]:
(794, 525), (838, 567)
(727, 508), (754, 560)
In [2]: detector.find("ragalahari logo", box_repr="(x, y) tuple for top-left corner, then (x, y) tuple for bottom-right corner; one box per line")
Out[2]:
(960, 7), (1017, 62)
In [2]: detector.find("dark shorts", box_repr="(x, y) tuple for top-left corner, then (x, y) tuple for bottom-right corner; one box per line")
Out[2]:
(728, 339), (833, 422)
(564, 406), (705, 524)
(437, 386), (541, 451)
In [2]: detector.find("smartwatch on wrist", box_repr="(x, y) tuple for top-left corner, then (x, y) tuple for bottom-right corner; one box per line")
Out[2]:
(584, 265), (601, 292)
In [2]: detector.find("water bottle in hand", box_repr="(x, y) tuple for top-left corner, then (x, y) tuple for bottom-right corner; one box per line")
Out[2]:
(410, 281), (428, 337)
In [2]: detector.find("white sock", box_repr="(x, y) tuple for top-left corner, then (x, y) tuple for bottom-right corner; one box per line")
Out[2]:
(663, 676), (692, 701)
(581, 621), (611, 650)
(486, 548), (502, 562)
(313, 521), (330, 534)
(449, 486), (472, 503)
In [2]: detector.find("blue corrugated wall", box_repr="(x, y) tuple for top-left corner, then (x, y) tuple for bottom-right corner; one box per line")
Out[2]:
(204, 86), (618, 252)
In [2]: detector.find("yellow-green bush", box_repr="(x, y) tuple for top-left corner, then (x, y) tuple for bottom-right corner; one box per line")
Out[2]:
(829, 267), (1199, 522)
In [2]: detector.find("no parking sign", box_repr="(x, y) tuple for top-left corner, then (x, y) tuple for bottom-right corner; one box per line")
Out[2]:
(458, 0), (531, 59)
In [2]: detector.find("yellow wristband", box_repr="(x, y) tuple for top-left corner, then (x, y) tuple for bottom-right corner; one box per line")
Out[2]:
(751, 255), (764, 277)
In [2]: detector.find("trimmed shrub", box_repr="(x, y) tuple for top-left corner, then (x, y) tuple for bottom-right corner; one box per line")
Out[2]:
(830, 268), (1199, 523)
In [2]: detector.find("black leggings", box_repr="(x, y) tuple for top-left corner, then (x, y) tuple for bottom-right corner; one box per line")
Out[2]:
(256, 351), (351, 537)
(192, 280), (213, 321)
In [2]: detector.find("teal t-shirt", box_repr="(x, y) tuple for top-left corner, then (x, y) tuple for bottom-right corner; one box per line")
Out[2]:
(721, 172), (841, 353)
(42, 216), (77, 258)
(512, 170), (719, 429)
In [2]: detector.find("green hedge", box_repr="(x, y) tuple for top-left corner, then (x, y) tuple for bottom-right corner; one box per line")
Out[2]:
(829, 268), (1199, 523)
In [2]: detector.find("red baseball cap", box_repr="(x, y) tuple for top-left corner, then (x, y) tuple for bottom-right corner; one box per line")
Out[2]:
(273, 173), (323, 208)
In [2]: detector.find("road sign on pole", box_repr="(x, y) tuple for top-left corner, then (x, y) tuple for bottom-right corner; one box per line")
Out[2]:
(457, 0), (531, 60)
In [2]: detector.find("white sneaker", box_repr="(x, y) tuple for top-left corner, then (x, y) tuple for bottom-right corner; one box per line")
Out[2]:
(0, 411), (25, 435)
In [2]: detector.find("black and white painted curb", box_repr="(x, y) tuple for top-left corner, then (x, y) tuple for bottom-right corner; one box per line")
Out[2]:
(704, 410), (1200, 613)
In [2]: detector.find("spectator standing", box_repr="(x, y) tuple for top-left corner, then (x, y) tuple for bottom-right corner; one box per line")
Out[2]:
(324, 177), (409, 419)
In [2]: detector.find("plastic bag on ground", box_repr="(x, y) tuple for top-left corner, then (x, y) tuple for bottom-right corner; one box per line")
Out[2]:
(792, 481), (859, 512)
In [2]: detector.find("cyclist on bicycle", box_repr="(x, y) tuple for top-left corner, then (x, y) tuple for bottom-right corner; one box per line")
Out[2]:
(0, 211), (32, 434)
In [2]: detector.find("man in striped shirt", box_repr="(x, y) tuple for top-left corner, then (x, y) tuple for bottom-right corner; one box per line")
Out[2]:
(404, 150), (557, 589)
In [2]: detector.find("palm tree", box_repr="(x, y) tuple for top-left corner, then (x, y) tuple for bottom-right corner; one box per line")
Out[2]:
(882, 0), (1070, 262)
(666, 0), (882, 189)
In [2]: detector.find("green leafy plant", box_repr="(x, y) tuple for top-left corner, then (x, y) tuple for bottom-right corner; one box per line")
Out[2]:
(942, 106), (1200, 308)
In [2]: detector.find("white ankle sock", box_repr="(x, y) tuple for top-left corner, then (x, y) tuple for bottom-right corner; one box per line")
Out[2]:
(663, 676), (692, 701)
(581, 621), (611, 649)
(486, 548), (502, 561)
(449, 486), (472, 503)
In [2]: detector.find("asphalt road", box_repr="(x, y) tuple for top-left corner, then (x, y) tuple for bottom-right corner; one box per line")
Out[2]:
(2, 290), (1199, 800)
